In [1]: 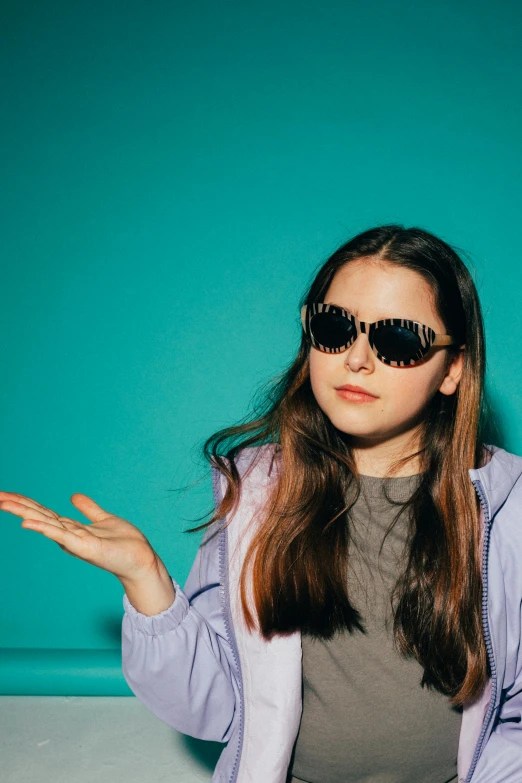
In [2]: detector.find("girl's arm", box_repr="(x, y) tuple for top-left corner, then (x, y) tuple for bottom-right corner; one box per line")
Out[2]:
(121, 517), (239, 744)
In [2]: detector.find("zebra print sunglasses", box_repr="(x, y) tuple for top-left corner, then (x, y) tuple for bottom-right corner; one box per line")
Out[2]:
(300, 302), (457, 367)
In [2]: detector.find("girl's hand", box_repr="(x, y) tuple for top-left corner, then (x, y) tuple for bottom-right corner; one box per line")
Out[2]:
(0, 491), (160, 582)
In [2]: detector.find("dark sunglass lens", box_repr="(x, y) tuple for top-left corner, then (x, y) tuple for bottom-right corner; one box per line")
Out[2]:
(310, 312), (355, 349)
(373, 324), (422, 362)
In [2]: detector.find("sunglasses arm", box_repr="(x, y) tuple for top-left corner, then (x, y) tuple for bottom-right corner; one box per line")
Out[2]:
(433, 335), (456, 346)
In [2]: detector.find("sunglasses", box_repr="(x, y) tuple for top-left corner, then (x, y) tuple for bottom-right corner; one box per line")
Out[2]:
(300, 302), (457, 367)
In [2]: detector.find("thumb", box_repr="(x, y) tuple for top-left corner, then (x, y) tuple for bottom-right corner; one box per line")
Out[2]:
(70, 493), (111, 523)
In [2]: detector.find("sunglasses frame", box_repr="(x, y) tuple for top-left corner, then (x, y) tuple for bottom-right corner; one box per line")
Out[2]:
(300, 302), (457, 367)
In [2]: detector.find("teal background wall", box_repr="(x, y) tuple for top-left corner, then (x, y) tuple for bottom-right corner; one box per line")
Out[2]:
(1, 0), (521, 691)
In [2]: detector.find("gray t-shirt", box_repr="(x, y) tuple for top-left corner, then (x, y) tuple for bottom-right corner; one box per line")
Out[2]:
(288, 472), (461, 783)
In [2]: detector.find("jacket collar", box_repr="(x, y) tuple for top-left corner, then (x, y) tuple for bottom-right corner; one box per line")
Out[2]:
(469, 444), (522, 520)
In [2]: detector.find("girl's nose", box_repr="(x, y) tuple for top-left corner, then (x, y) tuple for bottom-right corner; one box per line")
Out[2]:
(344, 333), (374, 370)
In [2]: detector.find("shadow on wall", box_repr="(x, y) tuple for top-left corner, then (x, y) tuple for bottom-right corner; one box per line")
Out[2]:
(182, 734), (224, 773)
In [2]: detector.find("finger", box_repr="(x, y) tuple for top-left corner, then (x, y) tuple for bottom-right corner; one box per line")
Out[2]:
(21, 518), (73, 546)
(70, 494), (112, 524)
(22, 519), (99, 563)
(0, 492), (60, 520)
(23, 519), (86, 559)
(0, 500), (63, 527)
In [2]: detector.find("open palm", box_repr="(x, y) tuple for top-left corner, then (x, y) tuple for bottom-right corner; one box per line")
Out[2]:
(0, 491), (159, 582)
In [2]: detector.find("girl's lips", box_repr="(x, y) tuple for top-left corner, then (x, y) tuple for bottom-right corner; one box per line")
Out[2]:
(335, 388), (378, 402)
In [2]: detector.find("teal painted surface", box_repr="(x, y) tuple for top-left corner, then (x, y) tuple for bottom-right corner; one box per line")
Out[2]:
(0, 649), (132, 696)
(1, 0), (521, 685)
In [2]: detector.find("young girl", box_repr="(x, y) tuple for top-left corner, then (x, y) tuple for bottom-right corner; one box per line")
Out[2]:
(2, 225), (522, 783)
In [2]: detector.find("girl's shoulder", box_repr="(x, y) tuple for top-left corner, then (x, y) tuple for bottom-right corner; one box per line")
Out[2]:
(210, 443), (280, 514)
(221, 443), (281, 486)
(479, 443), (522, 500)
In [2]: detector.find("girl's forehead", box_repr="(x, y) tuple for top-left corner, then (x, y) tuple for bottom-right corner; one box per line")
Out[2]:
(325, 262), (438, 321)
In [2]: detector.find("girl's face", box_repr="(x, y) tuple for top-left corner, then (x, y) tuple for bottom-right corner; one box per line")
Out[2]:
(308, 259), (465, 473)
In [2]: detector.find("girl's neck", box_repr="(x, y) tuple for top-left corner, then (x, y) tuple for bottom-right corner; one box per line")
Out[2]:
(351, 439), (423, 478)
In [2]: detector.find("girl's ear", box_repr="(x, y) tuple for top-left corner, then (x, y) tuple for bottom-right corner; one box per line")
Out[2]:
(439, 346), (465, 396)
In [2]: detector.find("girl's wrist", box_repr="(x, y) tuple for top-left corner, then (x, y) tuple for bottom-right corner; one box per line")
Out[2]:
(119, 558), (176, 617)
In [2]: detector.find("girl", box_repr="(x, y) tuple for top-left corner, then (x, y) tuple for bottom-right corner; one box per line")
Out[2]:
(2, 225), (522, 783)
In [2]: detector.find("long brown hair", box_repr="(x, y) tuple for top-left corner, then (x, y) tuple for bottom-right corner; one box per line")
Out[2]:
(186, 224), (497, 707)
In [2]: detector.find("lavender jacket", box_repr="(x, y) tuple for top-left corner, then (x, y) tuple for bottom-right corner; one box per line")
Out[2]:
(121, 443), (522, 783)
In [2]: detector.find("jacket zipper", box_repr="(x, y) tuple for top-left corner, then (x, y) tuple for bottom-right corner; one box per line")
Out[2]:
(213, 465), (244, 783)
(464, 478), (498, 783)
(219, 526), (244, 783)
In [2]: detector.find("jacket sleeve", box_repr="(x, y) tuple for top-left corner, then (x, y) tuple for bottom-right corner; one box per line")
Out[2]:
(120, 471), (239, 743)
